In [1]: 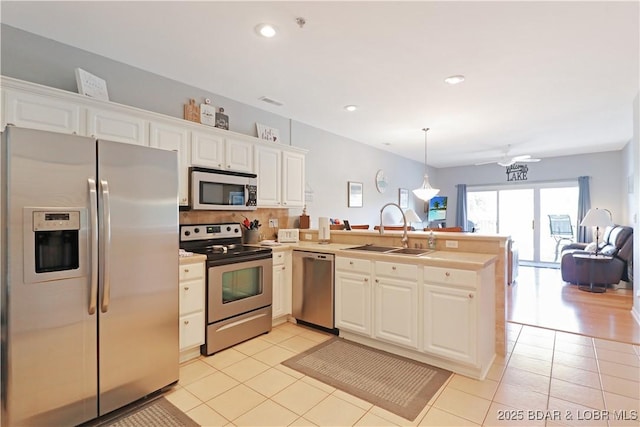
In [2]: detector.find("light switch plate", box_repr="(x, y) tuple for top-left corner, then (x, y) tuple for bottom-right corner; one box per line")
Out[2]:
(278, 229), (299, 243)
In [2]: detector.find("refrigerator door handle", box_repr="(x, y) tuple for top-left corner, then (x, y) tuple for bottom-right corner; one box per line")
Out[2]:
(100, 179), (112, 313)
(88, 178), (98, 315)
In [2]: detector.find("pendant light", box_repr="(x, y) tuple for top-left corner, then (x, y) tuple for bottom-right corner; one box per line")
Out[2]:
(413, 127), (440, 201)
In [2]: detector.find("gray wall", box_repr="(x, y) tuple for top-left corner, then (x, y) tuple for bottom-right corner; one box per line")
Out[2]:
(437, 151), (626, 226)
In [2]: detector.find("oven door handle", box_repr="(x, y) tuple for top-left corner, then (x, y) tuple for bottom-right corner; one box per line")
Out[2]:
(88, 178), (98, 315)
(100, 179), (111, 313)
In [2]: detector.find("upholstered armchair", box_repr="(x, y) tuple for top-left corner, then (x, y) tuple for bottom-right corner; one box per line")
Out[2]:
(560, 225), (633, 286)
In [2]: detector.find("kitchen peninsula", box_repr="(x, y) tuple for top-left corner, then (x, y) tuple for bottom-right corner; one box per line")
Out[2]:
(273, 228), (507, 380)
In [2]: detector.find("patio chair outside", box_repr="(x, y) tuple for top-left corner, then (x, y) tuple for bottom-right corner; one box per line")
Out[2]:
(548, 214), (574, 262)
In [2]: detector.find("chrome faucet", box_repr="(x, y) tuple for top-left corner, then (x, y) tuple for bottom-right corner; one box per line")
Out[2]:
(379, 202), (409, 248)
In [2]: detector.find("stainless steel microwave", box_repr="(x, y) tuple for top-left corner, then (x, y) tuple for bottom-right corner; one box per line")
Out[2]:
(190, 167), (257, 210)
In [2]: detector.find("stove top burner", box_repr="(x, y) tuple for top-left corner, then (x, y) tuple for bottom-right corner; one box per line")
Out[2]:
(179, 223), (272, 263)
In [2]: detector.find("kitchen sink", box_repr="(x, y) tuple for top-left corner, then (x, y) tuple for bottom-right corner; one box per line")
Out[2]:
(345, 245), (432, 256)
(387, 248), (433, 256)
(346, 245), (398, 252)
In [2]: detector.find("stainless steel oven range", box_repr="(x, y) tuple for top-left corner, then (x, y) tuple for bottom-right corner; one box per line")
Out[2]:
(180, 223), (273, 355)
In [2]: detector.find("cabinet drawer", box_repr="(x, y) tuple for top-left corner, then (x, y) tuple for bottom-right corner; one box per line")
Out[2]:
(424, 266), (477, 288)
(375, 261), (417, 280)
(273, 251), (286, 266)
(180, 279), (205, 315)
(336, 257), (371, 274)
(179, 262), (205, 281)
(180, 311), (205, 350)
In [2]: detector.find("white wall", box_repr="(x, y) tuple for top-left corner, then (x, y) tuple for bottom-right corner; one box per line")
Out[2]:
(436, 151), (626, 225)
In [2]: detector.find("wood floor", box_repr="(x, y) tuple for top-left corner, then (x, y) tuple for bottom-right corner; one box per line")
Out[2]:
(507, 265), (640, 345)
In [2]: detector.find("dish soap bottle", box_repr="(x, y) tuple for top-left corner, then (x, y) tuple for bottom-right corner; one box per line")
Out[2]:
(427, 231), (436, 250)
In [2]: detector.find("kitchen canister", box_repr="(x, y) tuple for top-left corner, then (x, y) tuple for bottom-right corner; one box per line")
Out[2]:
(318, 217), (330, 242)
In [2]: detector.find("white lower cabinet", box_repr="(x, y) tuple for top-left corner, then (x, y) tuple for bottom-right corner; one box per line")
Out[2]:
(423, 284), (476, 364)
(272, 250), (292, 319)
(179, 258), (205, 362)
(335, 257), (372, 335)
(422, 265), (494, 371)
(374, 262), (418, 349)
(336, 255), (495, 379)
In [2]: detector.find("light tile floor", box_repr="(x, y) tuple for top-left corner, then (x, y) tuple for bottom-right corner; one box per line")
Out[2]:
(167, 322), (640, 426)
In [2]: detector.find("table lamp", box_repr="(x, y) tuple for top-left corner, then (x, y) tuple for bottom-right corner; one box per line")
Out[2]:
(404, 208), (422, 230)
(579, 208), (613, 255)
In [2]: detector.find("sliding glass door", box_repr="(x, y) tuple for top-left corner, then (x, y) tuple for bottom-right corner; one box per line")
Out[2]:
(467, 182), (578, 265)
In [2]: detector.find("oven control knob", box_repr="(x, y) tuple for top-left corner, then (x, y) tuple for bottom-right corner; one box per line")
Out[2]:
(234, 228), (239, 233)
(184, 231), (191, 236)
(194, 228), (200, 233)
(226, 226), (231, 232)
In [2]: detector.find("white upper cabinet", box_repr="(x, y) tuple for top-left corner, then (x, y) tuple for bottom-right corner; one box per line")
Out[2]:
(282, 150), (305, 208)
(3, 90), (82, 135)
(149, 121), (190, 206)
(255, 145), (282, 207)
(191, 130), (253, 173)
(225, 136), (253, 173)
(87, 107), (147, 146)
(255, 145), (306, 208)
(1, 77), (307, 205)
(191, 130), (225, 169)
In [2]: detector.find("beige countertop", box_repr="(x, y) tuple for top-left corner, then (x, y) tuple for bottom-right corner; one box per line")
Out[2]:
(261, 241), (496, 270)
(179, 253), (206, 264)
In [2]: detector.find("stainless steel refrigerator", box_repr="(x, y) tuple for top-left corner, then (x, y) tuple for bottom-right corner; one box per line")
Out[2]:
(1, 127), (179, 426)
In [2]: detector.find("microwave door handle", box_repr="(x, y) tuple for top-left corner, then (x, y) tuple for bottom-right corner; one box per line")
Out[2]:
(88, 178), (98, 315)
(100, 179), (111, 313)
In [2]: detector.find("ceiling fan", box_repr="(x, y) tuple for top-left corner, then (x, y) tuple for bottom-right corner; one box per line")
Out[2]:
(475, 146), (541, 167)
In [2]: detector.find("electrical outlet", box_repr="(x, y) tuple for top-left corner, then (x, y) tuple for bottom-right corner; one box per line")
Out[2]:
(445, 240), (459, 248)
(304, 233), (312, 240)
(269, 219), (278, 228)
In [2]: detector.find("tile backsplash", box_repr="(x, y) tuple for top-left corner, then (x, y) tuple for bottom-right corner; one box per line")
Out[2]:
(180, 208), (293, 241)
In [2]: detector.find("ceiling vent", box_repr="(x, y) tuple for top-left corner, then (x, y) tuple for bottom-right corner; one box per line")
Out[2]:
(259, 96), (283, 107)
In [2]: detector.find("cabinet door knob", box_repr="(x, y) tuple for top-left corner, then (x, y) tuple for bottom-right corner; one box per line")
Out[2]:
(364, 278), (369, 282)
(468, 293), (474, 299)
(445, 272), (450, 277)
(184, 286), (189, 291)
(184, 320), (190, 325)
(375, 279), (379, 283)
(184, 268), (190, 273)
(392, 266), (397, 270)
(218, 163), (222, 168)
(282, 266), (285, 270)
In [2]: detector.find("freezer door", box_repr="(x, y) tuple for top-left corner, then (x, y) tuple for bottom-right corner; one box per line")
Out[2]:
(1, 127), (98, 426)
(97, 139), (179, 415)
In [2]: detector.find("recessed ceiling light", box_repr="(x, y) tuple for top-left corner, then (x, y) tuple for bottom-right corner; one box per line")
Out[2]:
(255, 23), (277, 38)
(344, 105), (358, 112)
(444, 75), (465, 85)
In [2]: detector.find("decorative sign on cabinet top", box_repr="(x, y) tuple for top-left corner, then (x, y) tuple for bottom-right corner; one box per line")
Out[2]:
(75, 68), (109, 101)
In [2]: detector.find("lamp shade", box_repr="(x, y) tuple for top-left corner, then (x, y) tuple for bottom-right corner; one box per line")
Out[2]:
(412, 174), (440, 201)
(404, 208), (422, 223)
(580, 208), (613, 228)
(413, 128), (440, 201)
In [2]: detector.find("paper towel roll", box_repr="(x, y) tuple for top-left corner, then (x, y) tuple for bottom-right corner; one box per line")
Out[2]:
(318, 217), (330, 241)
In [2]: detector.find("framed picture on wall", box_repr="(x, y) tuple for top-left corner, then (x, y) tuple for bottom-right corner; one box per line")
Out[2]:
(399, 188), (409, 208)
(348, 181), (363, 207)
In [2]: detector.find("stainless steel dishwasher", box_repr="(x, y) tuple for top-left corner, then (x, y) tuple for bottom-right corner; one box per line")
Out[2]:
(292, 251), (335, 330)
